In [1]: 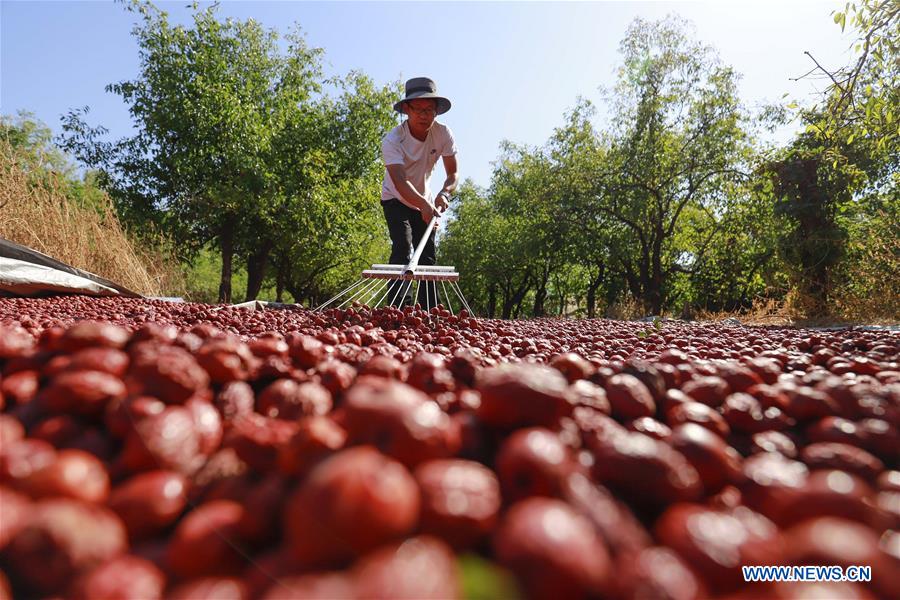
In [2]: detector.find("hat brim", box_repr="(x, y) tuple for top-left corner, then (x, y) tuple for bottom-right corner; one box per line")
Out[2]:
(394, 92), (451, 115)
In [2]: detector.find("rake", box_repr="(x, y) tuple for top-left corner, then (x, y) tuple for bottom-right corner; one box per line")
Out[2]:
(315, 209), (473, 314)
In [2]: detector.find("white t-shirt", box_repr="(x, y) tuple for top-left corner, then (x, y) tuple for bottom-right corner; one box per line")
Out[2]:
(381, 120), (457, 207)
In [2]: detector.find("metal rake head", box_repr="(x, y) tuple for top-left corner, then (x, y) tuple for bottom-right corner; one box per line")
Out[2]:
(315, 263), (473, 314)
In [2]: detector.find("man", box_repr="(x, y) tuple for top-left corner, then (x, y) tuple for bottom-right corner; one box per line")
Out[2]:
(381, 77), (458, 307)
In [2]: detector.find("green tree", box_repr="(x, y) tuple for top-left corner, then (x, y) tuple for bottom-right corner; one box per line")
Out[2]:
(589, 16), (752, 314)
(2, 113), (111, 213)
(254, 72), (399, 303)
(804, 0), (899, 153)
(439, 181), (536, 318)
(1, 112), (71, 175)
(679, 180), (783, 313)
(546, 100), (620, 318)
(63, 1), (325, 303)
(490, 142), (575, 317)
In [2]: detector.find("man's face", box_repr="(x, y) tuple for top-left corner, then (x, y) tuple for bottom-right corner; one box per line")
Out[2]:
(404, 98), (438, 128)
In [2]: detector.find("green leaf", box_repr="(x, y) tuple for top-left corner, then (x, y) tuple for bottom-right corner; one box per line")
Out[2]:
(458, 554), (522, 600)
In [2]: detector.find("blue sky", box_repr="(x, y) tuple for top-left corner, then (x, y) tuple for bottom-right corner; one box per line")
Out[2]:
(2, 1), (851, 188)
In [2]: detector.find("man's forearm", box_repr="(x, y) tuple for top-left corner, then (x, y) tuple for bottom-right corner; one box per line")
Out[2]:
(439, 173), (459, 196)
(397, 180), (431, 211)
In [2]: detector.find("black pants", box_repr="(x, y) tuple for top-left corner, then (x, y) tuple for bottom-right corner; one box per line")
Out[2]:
(381, 198), (437, 308)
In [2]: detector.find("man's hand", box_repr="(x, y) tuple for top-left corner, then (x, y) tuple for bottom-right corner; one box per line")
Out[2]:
(435, 191), (450, 211)
(420, 202), (435, 224)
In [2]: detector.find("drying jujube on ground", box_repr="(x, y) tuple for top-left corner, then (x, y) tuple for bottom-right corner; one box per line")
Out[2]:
(0, 297), (898, 598)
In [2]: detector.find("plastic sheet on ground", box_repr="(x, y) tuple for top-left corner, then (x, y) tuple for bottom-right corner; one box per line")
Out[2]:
(0, 237), (141, 298)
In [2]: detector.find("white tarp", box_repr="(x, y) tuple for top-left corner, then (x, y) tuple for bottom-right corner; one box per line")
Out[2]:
(0, 237), (140, 298)
(0, 257), (121, 296)
(217, 300), (298, 311)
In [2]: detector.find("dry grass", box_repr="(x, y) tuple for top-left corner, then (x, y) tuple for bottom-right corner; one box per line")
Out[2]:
(696, 297), (797, 326)
(0, 141), (184, 297)
(604, 295), (646, 321)
(697, 291), (899, 328)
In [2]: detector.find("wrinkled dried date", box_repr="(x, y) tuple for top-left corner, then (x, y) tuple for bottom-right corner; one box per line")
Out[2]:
(340, 376), (459, 467)
(5, 499), (128, 595)
(494, 497), (611, 600)
(284, 446), (420, 565)
(166, 500), (249, 579)
(415, 459), (501, 549)
(476, 364), (572, 428)
(495, 427), (578, 502)
(588, 430), (702, 508)
(655, 504), (783, 594)
(108, 470), (188, 540)
(604, 373), (656, 420)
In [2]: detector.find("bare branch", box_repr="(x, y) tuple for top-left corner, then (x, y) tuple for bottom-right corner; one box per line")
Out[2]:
(802, 51), (847, 93)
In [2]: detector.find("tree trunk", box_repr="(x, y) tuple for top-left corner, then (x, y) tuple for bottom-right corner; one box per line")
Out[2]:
(218, 218), (235, 304)
(587, 286), (597, 319)
(276, 266), (285, 303)
(488, 285), (497, 318)
(586, 262), (605, 319)
(245, 241), (273, 302)
(533, 282), (547, 317)
(800, 211), (830, 315)
(513, 297), (525, 319)
(507, 276), (531, 319)
(274, 253), (288, 303)
(619, 260), (642, 305)
(646, 285), (663, 316)
(555, 275), (566, 316)
(638, 243), (655, 314)
(285, 280), (305, 307)
(501, 279), (514, 320)
(649, 230), (664, 315)
(532, 263), (550, 317)
(502, 297), (514, 320)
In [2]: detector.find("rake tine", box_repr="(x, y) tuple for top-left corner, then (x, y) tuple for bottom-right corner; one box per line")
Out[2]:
(338, 278), (381, 309)
(459, 284), (474, 315)
(440, 279), (454, 314)
(317, 278), (369, 311)
(373, 278), (395, 308)
(362, 279), (389, 308)
(340, 278), (380, 308)
(388, 277), (406, 308)
(363, 278), (388, 305)
(358, 278), (387, 306)
(451, 281), (474, 315)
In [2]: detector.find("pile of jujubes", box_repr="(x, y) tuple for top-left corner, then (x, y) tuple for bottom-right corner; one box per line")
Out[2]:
(0, 297), (898, 599)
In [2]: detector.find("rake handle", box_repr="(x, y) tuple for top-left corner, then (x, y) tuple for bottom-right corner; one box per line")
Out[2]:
(404, 207), (442, 274)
